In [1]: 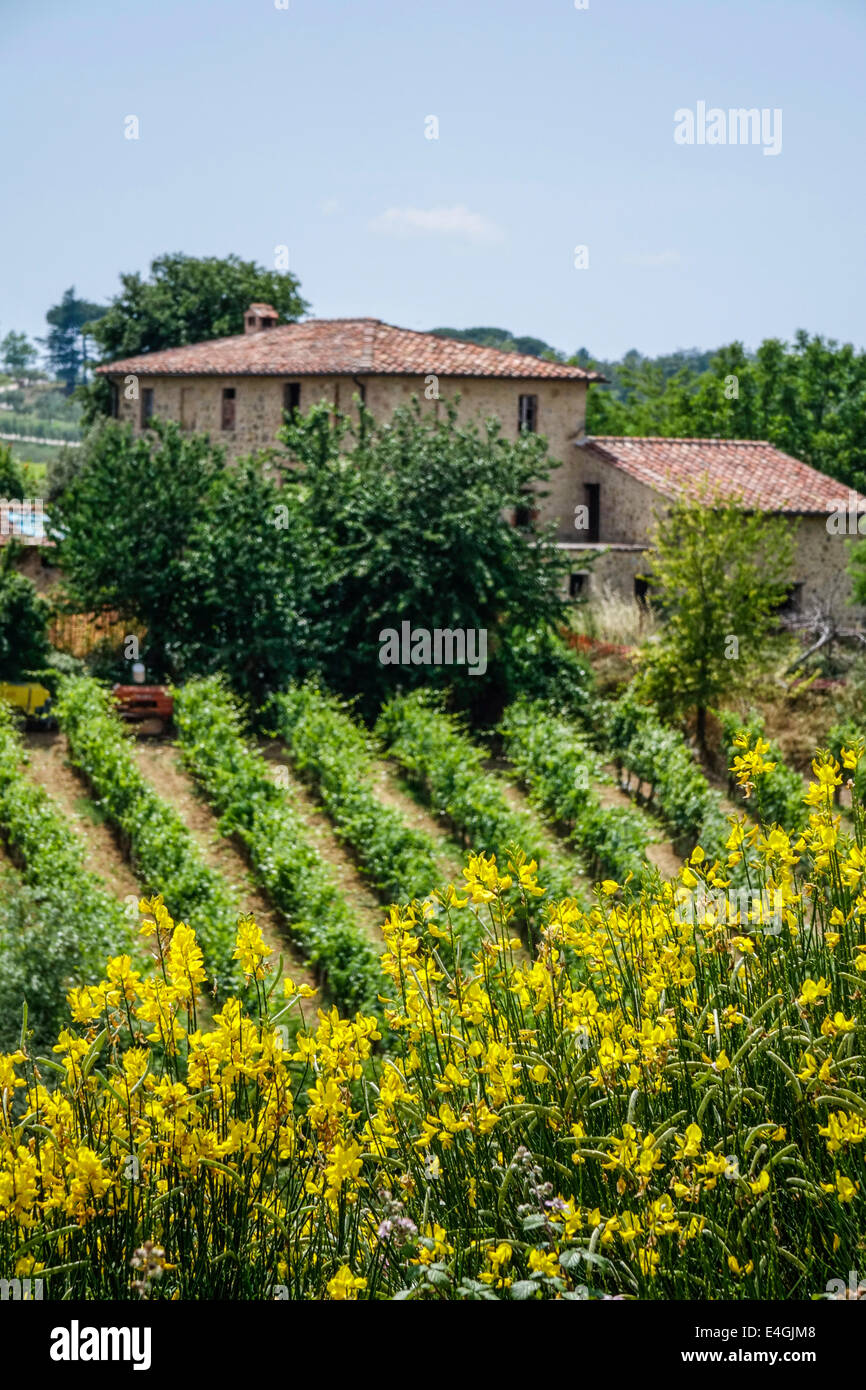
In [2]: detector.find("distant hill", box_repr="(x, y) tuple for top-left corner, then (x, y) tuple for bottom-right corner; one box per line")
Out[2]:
(428, 326), (716, 395)
(429, 326), (564, 361)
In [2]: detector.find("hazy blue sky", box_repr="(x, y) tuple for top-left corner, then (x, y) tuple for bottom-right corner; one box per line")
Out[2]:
(2, 0), (864, 359)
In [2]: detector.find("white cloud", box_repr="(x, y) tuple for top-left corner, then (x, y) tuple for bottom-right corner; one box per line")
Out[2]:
(369, 204), (504, 244)
(624, 249), (681, 267)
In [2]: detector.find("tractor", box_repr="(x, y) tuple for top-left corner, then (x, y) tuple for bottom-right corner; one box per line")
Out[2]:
(0, 681), (57, 729)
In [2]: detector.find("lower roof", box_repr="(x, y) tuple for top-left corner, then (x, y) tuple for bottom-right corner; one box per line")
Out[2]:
(582, 436), (863, 514)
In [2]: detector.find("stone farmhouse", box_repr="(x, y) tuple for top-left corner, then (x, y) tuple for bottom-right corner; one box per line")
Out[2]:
(97, 306), (864, 619)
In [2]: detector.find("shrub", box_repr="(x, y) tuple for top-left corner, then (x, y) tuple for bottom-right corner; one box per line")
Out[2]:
(499, 699), (653, 884)
(173, 677), (383, 1014)
(376, 689), (584, 912)
(0, 703), (130, 1047)
(57, 676), (242, 987)
(270, 683), (440, 904)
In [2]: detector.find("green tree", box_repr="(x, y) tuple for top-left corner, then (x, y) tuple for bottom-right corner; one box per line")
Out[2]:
(87, 252), (307, 360)
(0, 547), (52, 677)
(0, 331), (38, 377)
(277, 398), (569, 717)
(79, 253), (308, 424)
(0, 443), (28, 499)
(51, 419), (227, 675)
(634, 491), (795, 750)
(176, 459), (326, 703)
(51, 420), (321, 699)
(43, 288), (106, 394)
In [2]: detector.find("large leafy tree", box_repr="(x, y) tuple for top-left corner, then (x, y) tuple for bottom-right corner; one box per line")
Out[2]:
(176, 459), (327, 703)
(43, 288), (106, 394)
(276, 399), (569, 716)
(52, 420), (329, 700)
(86, 252), (308, 360)
(634, 491), (795, 750)
(51, 419), (227, 675)
(80, 252), (308, 423)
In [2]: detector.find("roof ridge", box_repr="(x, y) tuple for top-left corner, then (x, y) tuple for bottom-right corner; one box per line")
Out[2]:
(591, 435), (774, 447)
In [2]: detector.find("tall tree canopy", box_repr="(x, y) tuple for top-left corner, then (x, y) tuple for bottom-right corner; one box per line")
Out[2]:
(86, 252), (308, 361)
(43, 288), (106, 393)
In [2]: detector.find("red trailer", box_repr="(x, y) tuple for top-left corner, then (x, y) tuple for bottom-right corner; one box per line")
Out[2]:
(111, 685), (174, 736)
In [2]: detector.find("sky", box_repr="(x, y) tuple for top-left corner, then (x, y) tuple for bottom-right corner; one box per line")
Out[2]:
(1, 0), (865, 361)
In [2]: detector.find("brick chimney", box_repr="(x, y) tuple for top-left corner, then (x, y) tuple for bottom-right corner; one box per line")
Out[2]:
(244, 303), (279, 333)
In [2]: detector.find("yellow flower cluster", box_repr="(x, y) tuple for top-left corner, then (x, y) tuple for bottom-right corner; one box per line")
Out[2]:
(0, 744), (864, 1301)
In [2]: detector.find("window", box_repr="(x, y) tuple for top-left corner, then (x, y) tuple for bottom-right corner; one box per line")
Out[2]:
(140, 388), (154, 428)
(514, 490), (538, 529)
(569, 571), (589, 600)
(283, 382), (301, 418)
(584, 483), (600, 542)
(634, 576), (650, 606)
(221, 387), (236, 431)
(518, 394), (538, 432)
(776, 581), (803, 615)
(109, 381), (119, 419)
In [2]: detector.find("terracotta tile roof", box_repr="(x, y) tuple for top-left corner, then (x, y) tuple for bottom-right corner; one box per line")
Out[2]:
(582, 436), (864, 514)
(96, 318), (603, 381)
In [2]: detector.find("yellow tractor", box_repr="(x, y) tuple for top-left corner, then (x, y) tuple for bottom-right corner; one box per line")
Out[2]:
(0, 682), (57, 729)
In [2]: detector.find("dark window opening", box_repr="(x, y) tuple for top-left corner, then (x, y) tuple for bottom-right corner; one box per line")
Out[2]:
(569, 571), (588, 600)
(584, 482), (600, 542)
(109, 382), (119, 419)
(518, 394), (538, 433)
(221, 387), (236, 431)
(140, 388), (154, 428)
(514, 491), (538, 529)
(283, 382), (301, 418)
(776, 581), (803, 615)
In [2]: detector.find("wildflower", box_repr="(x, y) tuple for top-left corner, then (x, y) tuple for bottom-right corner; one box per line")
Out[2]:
(798, 977), (831, 1008)
(233, 916), (271, 981)
(327, 1266), (367, 1300)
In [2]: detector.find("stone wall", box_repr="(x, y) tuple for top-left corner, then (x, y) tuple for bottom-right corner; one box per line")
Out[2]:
(111, 371), (588, 533)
